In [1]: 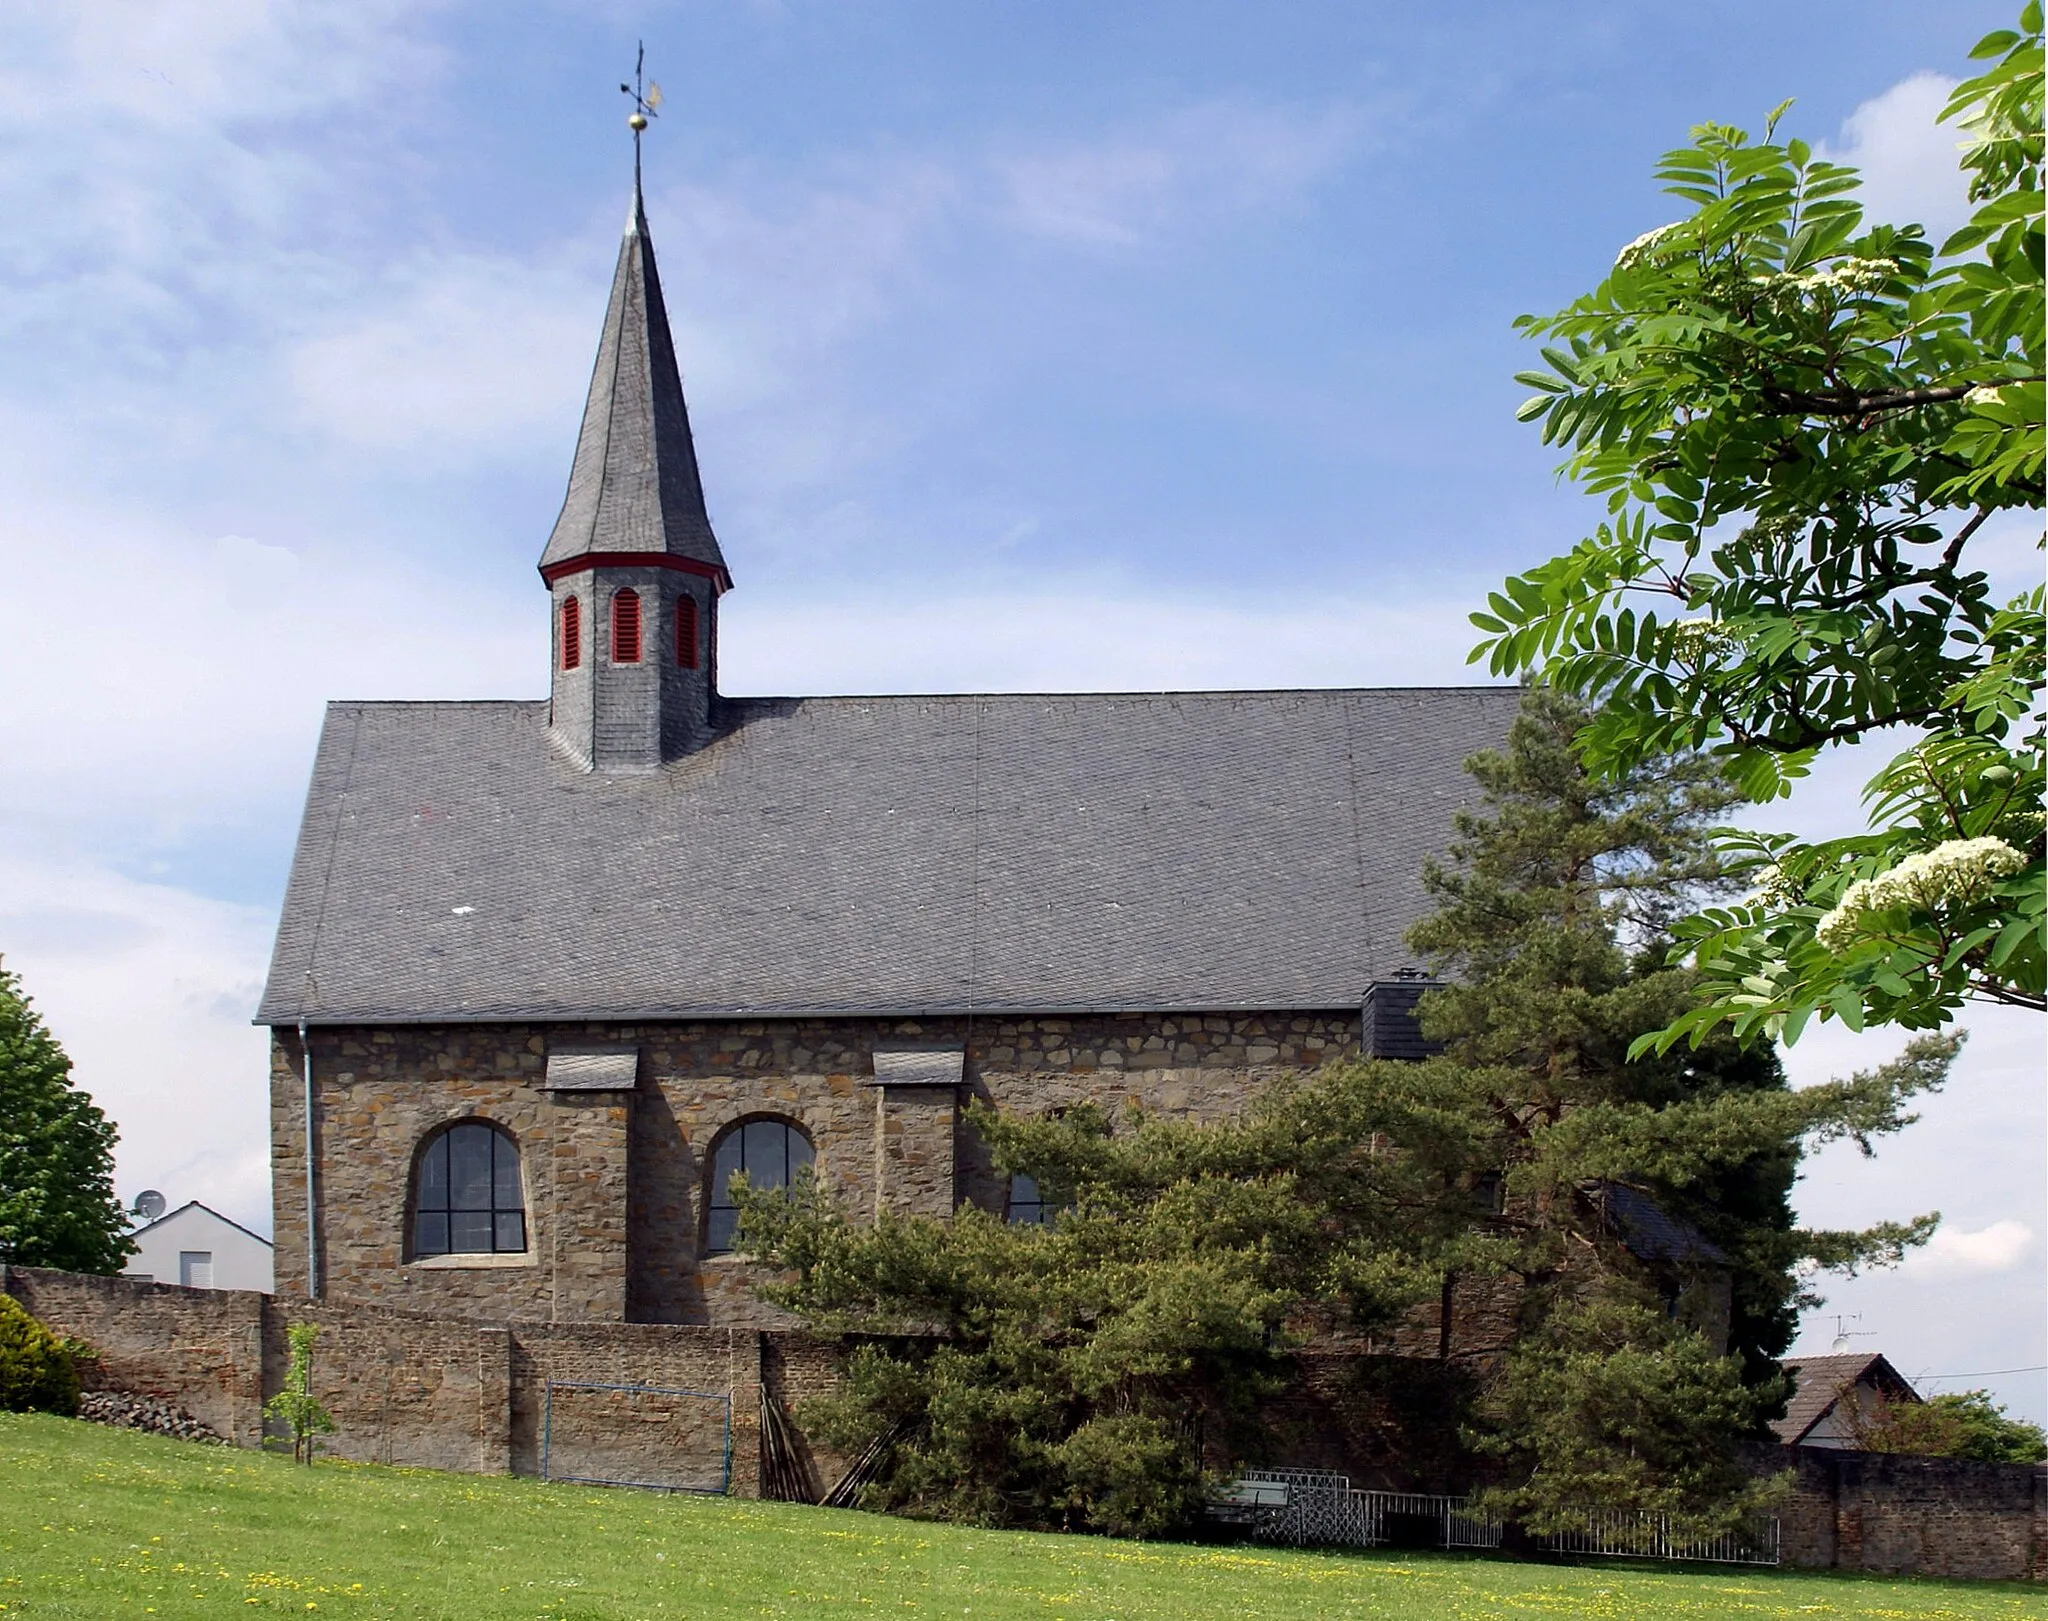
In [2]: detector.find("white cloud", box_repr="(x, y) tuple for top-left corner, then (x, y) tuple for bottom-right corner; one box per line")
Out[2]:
(1905, 1219), (2036, 1278)
(1819, 72), (1971, 243)
(995, 99), (1370, 249)
(0, 0), (440, 125)
(0, 489), (536, 857)
(288, 255), (595, 454)
(0, 0), (1386, 531)
(0, 1), (434, 314)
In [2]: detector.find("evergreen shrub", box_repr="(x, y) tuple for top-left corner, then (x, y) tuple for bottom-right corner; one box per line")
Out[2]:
(0, 1293), (81, 1416)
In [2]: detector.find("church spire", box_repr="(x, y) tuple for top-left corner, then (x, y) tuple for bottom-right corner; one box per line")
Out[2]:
(543, 62), (729, 773)
(537, 178), (730, 583)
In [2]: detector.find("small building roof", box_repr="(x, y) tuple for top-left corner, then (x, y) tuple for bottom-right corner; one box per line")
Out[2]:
(257, 686), (1519, 1025)
(1772, 1353), (1921, 1445)
(129, 1201), (274, 1250)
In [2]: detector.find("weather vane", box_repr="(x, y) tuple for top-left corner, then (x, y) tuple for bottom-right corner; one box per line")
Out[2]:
(620, 41), (663, 184)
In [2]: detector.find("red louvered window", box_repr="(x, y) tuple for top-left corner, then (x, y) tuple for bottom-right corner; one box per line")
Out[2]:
(611, 589), (642, 663)
(676, 595), (700, 670)
(559, 595), (581, 671)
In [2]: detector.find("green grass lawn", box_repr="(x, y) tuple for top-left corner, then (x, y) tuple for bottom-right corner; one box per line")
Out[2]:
(1, 1415), (2039, 1620)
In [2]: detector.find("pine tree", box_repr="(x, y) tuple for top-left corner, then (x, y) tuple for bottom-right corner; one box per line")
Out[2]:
(1397, 688), (1953, 1534)
(0, 963), (133, 1274)
(736, 691), (1951, 1538)
(1408, 687), (1801, 1378)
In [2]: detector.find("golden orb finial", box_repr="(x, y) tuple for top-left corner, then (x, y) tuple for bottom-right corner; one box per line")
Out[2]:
(622, 43), (659, 147)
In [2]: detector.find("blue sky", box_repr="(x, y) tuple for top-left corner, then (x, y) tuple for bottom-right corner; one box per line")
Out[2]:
(0, 1), (2038, 1421)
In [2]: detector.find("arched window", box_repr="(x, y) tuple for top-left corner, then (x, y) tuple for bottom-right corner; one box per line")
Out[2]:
(676, 595), (700, 670)
(559, 595), (581, 671)
(704, 1118), (814, 1255)
(1006, 1172), (1053, 1227)
(413, 1121), (525, 1258)
(611, 588), (642, 663)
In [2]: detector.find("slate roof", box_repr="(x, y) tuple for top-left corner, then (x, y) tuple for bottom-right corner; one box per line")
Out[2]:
(257, 686), (1520, 1025)
(1596, 1182), (1729, 1265)
(1771, 1353), (1920, 1445)
(538, 184), (728, 582)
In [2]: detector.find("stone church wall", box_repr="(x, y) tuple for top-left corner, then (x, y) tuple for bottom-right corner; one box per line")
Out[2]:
(269, 1009), (1362, 1329)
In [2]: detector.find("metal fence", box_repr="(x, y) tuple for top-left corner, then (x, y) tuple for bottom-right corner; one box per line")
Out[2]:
(1534, 1507), (1781, 1566)
(1233, 1472), (1504, 1552)
(540, 1381), (733, 1494)
(1221, 1470), (1777, 1567)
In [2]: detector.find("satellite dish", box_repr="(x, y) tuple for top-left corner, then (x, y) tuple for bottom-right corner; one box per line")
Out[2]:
(131, 1190), (166, 1222)
(1827, 1314), (1869, 1356)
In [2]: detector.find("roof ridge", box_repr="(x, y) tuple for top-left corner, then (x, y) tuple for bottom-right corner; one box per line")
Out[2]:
(322, 687), (1517, 711)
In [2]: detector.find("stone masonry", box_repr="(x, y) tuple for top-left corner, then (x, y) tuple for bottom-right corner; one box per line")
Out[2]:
(270, 1010), (1363, 1329)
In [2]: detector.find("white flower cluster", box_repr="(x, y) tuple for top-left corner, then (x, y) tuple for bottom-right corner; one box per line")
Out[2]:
(1747, 864), (1803, 908)
(1801, 258), (1892, 295)
(1755, 258), (1893, 302)
(1669, 619), (1732, 663)
(1615, 222), (1683, 269)
(1966, 384), (2008, 408)
(1813, 837), (2030, 950)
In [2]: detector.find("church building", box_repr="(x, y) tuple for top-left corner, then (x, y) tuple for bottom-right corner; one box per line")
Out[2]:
(258, 177), (1519, 1328)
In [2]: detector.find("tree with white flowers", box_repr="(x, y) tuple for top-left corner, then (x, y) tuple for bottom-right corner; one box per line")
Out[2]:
(1475, 8), (2044, 1049)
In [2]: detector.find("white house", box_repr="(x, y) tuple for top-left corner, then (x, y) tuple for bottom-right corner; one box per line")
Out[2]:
(124, 1202), (274, 1294)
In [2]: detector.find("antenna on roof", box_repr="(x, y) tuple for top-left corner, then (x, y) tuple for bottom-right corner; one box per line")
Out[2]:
(1828, 1313), (1873, 1355)
(131, 1189), (166, 1222)
(620, 41), (663, 189)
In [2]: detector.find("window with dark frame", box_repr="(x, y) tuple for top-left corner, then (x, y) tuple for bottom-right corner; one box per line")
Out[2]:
(611, 588), (642, 663)
(559, 595), (581, 671)
(1006, 1172), (1052, 1227)
(413, 1121), (526, 1258)
(704, 1117), (814, 1255)
(676, 595), (700, 669)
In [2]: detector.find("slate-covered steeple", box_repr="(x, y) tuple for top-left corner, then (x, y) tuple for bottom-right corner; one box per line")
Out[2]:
(542, 179), (731, 772)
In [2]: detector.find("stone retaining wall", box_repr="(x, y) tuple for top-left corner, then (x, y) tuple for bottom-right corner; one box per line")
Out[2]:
(2, 1266), (771, 1491)
(7, 1266), (2041, 1580)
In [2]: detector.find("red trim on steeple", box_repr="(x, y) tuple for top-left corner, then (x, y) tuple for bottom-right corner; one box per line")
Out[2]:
(539, 552), (731, 592)
(559, 595), (581, 671)
(676, 597), (700, 670)
(610, 588), (643, 664)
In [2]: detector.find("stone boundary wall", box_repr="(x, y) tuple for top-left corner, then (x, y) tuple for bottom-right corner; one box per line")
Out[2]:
(1765, 1441), (2048, 1582)
(0, 1267), (792, 1496)
(6, 1268), (2041, 1580)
